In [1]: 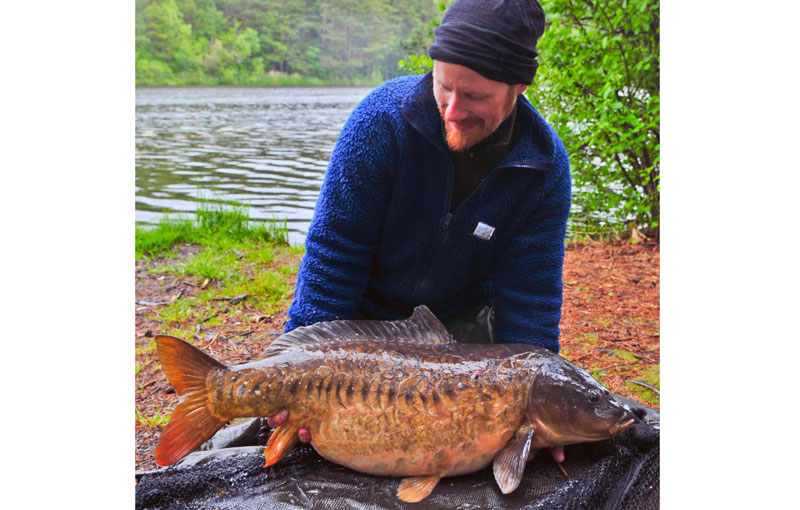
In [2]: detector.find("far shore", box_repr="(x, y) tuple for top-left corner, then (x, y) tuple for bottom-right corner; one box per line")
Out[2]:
(135, 76), (386, 88)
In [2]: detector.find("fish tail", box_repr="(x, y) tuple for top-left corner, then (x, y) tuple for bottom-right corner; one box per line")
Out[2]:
(154, 335), (228, 466)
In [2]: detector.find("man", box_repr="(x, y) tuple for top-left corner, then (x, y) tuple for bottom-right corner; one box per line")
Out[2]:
(267, 0), (572, 462)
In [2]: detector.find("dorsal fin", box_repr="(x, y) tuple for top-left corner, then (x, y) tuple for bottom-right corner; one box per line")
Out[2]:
(266, 305), (454, 355)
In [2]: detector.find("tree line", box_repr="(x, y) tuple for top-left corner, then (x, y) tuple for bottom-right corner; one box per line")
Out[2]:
(136, 0), (438, 85)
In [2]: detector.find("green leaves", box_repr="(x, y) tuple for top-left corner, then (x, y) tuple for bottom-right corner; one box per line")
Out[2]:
(398, 54), (433, 75)
(529, 0), (660, 237)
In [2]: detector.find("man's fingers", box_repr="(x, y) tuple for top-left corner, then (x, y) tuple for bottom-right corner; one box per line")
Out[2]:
(266, 410), (310, 443)
(267, 409), (289, 428)
(549, 445), (565, 463)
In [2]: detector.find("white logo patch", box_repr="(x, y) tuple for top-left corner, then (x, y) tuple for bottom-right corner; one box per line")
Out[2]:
(473, 222), (496, 241)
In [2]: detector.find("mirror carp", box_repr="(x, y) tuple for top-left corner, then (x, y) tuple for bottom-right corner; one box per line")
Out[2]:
(154, 306), (634, 502)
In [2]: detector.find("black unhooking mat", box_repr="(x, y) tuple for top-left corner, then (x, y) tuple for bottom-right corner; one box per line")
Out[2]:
(135, 397), (659, 510)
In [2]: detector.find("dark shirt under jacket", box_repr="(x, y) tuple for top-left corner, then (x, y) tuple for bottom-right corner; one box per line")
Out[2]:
(447, 105), (518, 212)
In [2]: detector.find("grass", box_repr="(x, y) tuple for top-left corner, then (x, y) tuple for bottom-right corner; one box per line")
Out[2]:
(575, 332), (600, 346)
(178, 247), (237, 280)
(164, 325), (198, 342)
(626, 366), (660, 407)
(609, 349), (640, 362)
(222, 271), (292, 313)
(135, 339), (157, 356)
(157, 299), (198, 324)
(136, 200), (304, 337)
(278, 264), (299, 276)
(573, 341), (659, 409)
(135, 407), (171, 428)
(135, 200), (289, 260)
(244, 245), (275, 265)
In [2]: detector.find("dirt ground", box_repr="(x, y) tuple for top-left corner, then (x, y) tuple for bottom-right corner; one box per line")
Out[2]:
(134, 242), (659, 472)
(558, 242), (660, 402)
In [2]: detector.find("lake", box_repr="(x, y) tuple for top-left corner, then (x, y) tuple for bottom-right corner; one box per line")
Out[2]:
(135, 86), (375, 245)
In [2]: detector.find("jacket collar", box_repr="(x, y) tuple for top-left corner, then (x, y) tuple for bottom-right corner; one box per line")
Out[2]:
(399, 72), (554, 171)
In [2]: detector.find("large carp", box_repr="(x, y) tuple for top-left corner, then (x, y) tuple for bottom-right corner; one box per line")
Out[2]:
(154, 306), (634, 502)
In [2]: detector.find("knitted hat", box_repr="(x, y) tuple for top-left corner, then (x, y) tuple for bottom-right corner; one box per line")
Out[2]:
(428, 0), (545, 85)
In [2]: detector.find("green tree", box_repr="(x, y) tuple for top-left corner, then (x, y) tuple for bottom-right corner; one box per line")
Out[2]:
(398, 0), (450, 75)
(530, 0), (660, 237)
(142, 0), (198, 72)
(255, 1), (301, 73)
(233, 26), (260, 60)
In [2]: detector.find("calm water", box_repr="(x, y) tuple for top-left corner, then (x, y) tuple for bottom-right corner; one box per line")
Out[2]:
(135, 86), (374, 245)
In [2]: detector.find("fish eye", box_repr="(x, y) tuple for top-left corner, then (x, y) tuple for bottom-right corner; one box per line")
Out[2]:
(588, 390), (601, 403)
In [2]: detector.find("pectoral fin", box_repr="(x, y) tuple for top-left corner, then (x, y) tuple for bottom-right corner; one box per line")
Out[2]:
(493, 425), (534, 494)
(397, 475), (441, 503)
(262, 422), (300, 467)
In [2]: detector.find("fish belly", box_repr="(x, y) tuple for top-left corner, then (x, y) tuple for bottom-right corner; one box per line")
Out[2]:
(308, 401), (524, 477)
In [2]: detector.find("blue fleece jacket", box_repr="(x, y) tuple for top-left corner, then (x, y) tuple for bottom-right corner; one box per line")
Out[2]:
(285, 72), (571, 352)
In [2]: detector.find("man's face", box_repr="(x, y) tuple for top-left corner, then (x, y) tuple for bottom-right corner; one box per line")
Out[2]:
(433, 60), (527, 151)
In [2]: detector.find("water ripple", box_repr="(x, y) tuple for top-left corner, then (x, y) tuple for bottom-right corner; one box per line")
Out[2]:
(136, 86), (373, 245)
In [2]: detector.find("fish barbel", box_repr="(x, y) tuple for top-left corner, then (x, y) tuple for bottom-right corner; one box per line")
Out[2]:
(154, 306), (634, 502)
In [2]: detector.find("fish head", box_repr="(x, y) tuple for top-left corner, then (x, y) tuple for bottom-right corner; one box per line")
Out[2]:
(526, 357), (635, 446)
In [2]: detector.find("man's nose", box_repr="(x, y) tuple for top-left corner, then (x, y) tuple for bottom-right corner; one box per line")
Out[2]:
(444, 94), (468, 122)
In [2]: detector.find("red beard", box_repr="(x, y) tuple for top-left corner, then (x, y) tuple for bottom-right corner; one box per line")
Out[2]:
(438, 106), (487, 151)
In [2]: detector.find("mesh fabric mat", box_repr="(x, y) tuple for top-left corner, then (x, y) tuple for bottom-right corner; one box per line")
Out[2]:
(136, 409), (658, 509)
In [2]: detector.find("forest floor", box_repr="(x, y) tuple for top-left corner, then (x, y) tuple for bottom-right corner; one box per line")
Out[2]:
(134, 240), (659, 472)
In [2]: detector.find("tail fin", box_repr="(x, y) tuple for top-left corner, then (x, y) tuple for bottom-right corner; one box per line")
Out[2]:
(154, 335), (229, 466)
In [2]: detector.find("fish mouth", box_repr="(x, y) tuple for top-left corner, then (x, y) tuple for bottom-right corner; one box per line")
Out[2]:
(612, 418), (635, 436)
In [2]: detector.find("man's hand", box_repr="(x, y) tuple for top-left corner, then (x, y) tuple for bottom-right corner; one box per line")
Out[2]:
(267, 410), (311, 443)
(528, 445), (565, 463)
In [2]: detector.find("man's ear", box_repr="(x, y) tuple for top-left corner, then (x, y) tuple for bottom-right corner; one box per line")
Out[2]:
(514, 84), (528, 96)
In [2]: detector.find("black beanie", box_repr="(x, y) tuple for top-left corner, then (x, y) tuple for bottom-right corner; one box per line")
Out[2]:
(428, 0), (545, 85)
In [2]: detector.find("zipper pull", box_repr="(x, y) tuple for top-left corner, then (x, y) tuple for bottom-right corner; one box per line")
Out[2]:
(443, 213), (453, 230)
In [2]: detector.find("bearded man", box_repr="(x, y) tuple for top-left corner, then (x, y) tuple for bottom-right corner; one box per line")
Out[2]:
(271, 0), (571, 460)
(286, 0), (569, 349)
